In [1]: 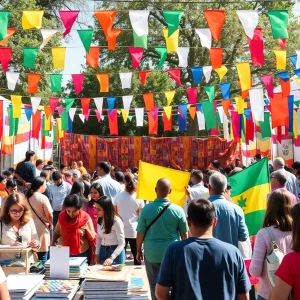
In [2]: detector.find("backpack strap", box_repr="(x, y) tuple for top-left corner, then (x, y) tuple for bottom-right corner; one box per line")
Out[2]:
(266, 227), (280, 253)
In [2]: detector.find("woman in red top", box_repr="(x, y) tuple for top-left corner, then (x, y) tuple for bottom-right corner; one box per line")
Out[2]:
(270, 202), (300, 300)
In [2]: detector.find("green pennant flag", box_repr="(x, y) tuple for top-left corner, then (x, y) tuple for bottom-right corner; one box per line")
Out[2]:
(202, 100), (216, 130)
(61, 110), (69, 131)
(155, 47), (167, 69)
(23, 48), (38, 69)
(128, 115), (133, 122)
(294, 101), (300, 108)
(53, 124), (57, 146)
(133, 31), (147, 49)
(163, 10), (184, 37)
(268, 10), (289, 39)
(204, 85), (215, 102)
(50, 74), (63, 93)
(216, 111), (222, 127)
(64, 98), (75, 112)
(0, 11), (10, 41)
(77, 29), (94, 52)
(241, 115), (246, 143)
(8, 106), (19, 137)
(259, 112), (271, 138)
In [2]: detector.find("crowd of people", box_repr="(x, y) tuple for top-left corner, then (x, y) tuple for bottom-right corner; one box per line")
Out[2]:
(0, 150), (299, 299)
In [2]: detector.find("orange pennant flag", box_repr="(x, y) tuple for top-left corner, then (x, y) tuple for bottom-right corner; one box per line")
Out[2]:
(222, 100), (231, 116)
(107, 29), (122, 50)
(143, 93), (154, 110)
(44, 106), (52, 119)
(0, 28), (16, 46)
(28, 73), (41, 94)
(147, 111), (158, 135)
(203, 10), (225, 42)
(96, 73), (109, 92)
(44, 106), (52, 131)
(280, 79), (290, 98)
(86, 46), (100, 68)
(270, 93), (288, 128)
(188, 106), (197, 120)
(210, 48), (223, 70)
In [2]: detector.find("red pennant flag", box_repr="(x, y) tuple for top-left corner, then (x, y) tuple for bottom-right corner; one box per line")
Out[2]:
(81, 98), (90, 118)
(147, 111), (158, 135)
(49, 98), (59, 114)
(246, 117), (255, 145)
(28, 73), (41, 94)
(167, 69), (182, 86)
(107, 109), (118, 135)
(128, 47), (144, 69)
(143, 93), (154, 110)
(270, 93), (288, 128)
(95, 109), (101, 122)
(0, 47), (12, 72)
(186, 87), (197, 104)
(277, 38), (286, 50)
(280, 79), (290, 98)
(86, 46), (100, 68)
(222, 100), (231, 116)
(247, 28), (264, 66)
(210, 48), (223, 69)
(59, 11), (80, 37)
(139, 71), (151, 85)
(32, 110), (41, 139)
(72, 74), (84, 95)
(203, 10), (225, 42)
(163, 112), (172, 132)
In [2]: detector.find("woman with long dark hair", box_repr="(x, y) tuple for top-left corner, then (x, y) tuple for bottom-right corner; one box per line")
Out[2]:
(95, 196), (125, 266)
(26, 177), (53, 264)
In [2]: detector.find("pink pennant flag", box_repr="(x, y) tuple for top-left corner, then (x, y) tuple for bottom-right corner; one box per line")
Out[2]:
(186, 87), (197, 104)
(277, 38), (286, 50)
(150, 107), (159, 120)
(72, 74), (84, 95)
(95, 109), (101, 122)
(0, 47), (12, 72)
(48, 97), (59, 114)
(261, 74), (274, 98)
(247, 28), (264, 67)
(139, 71), (151, 85)
(81, 98), (90, 118)
(57, 106), (65, 116)
(128, 47), (144, 69)
(59, 11), (80, 37)
(167, 69), (182, 86)
(84, 109), (91, 121)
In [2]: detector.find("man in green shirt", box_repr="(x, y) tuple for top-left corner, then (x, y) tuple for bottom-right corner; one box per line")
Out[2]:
(136, 178), (188, 300)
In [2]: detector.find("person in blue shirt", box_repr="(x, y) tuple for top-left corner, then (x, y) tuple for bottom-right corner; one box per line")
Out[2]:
(156, 199), (251, 300)
(208, 172), (249, 247)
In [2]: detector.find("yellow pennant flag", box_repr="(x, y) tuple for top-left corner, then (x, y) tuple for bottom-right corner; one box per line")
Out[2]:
(274, 50), (286, 70)
(163, 28), (179, 53)
(165, 90), (175, 105)
(11, 95), (22, 119)
(236, 62), (251, 92)
(136, 161), (190, 207)
(45, 116), (51, 131)
(22, 11), (44, 30)
(215, 65), (227, 81)
(117, 110), (122, 115)
(52, 47), (66, 69)
(163, 106), (172, 120)
(293, 110), (298, 137)
(235, 96), (245, 114)
(56, 118), (64, 139)
(296, 78), (300, 85)
(121, 109), (129, 123)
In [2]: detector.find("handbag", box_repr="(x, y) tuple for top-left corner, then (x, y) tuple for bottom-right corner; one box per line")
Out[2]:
(265, 227), (284, 287)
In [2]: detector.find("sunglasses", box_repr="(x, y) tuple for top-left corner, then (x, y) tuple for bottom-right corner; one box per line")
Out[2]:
(10, 209), (24, 215)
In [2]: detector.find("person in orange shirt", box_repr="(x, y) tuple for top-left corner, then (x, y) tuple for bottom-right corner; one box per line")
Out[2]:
(0, 175), (8, 199)
(78, 161), (88, 174)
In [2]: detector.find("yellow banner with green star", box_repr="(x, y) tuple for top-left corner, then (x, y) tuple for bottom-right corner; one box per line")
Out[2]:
(228, 158), (270, 235)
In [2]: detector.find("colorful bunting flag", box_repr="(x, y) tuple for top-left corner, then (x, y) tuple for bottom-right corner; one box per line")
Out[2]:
(72, 74), (84, 95)
(133, 32), (147, 49)
(107, 109), (118, 135)
(236, 62), (251, 91)
(177, 47), (189, 67)
(268, 10), (289, 39)
(222, 100), (231, 116)
(81, 98), (90, 120)
(143, 93), (154, 110)
(215, 65), (227, 81)
(122, 95), (133, 111)
(139, 71), (151, 85)
(270, 93), (288, 128)
(52, 47), (66, 69)
(202, 100), (216, 130)
(77, 29), (94, 52)
(196, 111), (205, 130)
(107, 97), (116, 112)
(186, 87), (197, 104)
(210, 48), (223, 69)
(31, 97), (41, 114)
(203, 66), (212, 83)
(59, 10), (79, 37)
(28, 74), (41, 94)
(163, 106), (172, 120)
(0, 28), (16, 46)
(163, 111), (172, 132)
(135, 108), (144, 127)
(0, 47), (12, 72)
(274, 50), (286, 70)
(0, 11), (10, 41)
(86, 46), (100, 68)
(277, 38), (287, 50)
(167, 69), (182, 86)
(204, 85), (215, 102)
(235, 96), (245, 114)
(94, 97), (103, 114)
(259, 112), (271, 138)
(11, 95), (22, 119)
(128, 47), (144, 69)
(188, 106), (197, 120)
(249, 88), (264, 122)
(129, 10), (150, 36)
(148, 111), (158, 135)
(64, 98), (74, 112)
(236, 10), (259, 39)
(40, 29), (57, 50)
(165, 90), (175, 105)
(155, 47), (167, 69)
(191, 67), (203, 84)
(195, 28), (211, 49)
(6, 72), (19, 91)
(163, 28), (179, 53)
(119, 72), (132, 89)
(121, 109), (129, 123)
(163, 10), (184, 37)
(49, 98), (59, 114)
(50, 74), (63, 93)
(220, 82), (231, 99)
(247, 28), (264, 66)
(203, 10), (225, 42)
(261, 74), (274, 98)
(96, 73), (109, 93)
(22, 11), (44, 30)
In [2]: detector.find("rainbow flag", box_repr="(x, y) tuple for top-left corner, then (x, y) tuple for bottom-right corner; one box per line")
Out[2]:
(228, 158), (270, 235)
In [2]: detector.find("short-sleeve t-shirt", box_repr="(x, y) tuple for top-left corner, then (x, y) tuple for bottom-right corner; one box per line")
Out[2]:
(275, 251), (300, 300)
(156, 237), (251, 300)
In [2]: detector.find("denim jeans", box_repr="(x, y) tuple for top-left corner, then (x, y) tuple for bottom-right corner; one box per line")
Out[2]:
(145, 259), (161, 300)
(71, 248), (90, 265)
(53, 211), (61, 229)
(99, 246), (125, 265)
(37, 251), (48, 265)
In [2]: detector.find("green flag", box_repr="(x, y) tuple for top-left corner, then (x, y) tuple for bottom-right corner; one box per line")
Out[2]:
(268, 10), (289, 39)
(64, 98), (74, 112)
(294, 101), (300, 108)
(50, 74), (63, 93)
(216, 111), (222, 127)
(259, 112), (271, 138)
(204, 85), (215, 102)
(23, 48), (38, 69)
(8, 106), (19, 137)
(202, 100), (216, 130)
(77, 29), (94, 52)
(61, 110), (69, 131)
(155, 47), (167, 69)
(163, 10), (184, 37)
(133, 31), (147, 49)
(0, 11), (10, 41)
(53, 124), (57, 146)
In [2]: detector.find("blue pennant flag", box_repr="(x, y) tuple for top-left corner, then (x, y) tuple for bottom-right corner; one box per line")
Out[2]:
(294, 69), (300, 77)
(67, 114), (73, 133)
(244, 108), (252, 121)
(24, 108), (32, 121)
(178, 114), (186, 131)
(288, 95), (294, 134)
(277, 71), (289, 82)
(195, 103), (203, 113)
(191, 67), (203, 85)
(178, 104), (187, 119)
(289, 55), (297, 68)
(107, 97), (116, 112)
(220, 82), (231, 99)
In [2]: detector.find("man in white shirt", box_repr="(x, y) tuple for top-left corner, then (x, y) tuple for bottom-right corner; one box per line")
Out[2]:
(71, 161), (81, 178)
(35, 159), (44, 177)
(94, 162), (122, 201)
(184, 170), (209, 216)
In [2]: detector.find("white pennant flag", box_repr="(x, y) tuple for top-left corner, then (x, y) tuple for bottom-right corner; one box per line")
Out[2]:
(135, 108), (144, 127)
(217, 106), (224, 124)
(94, 97), (103, 114)
(177, 47), (189, 68)
(6, 72), (20, 91)
(68, 108), (76, 121)
(31, 97), (41, 114)
(249, 88), (265, 122)
(195, 28), (212, 49)
(40, 29), (58, 50)
(236, 10), (259, 39)
(196, 111), (205, 130)
(203, 66), (212, 83)
(296, 50), (300, 69)
(129, 10), (150, 37)
(79, 114), (85, 123)
(119, 72), (132, 89)
(122, 95), (133, 111)
(223, 114), (230, 141)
